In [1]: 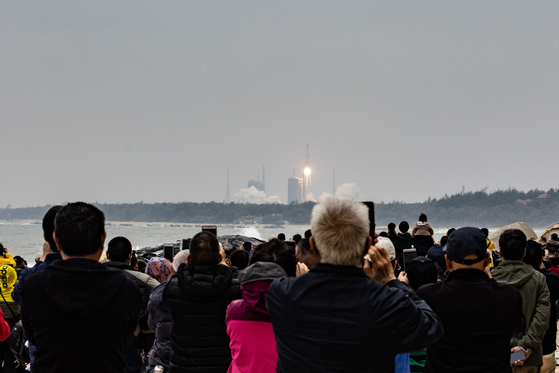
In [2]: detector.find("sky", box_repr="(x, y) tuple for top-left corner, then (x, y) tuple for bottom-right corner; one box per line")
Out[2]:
(1, 1), (558, 207)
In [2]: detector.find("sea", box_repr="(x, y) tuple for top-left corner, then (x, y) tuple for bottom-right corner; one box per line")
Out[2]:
(0, 221), (545, 266)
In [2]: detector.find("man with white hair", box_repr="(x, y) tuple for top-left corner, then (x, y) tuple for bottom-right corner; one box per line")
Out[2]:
(267, 197), (444, 373)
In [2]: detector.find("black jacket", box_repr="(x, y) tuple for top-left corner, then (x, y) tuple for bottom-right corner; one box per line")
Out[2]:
(267, 263), (443, 373)
(163, 263), (241, 373)
(146, 282), (172, 373)
(105, 261), (155, 316)
(416, 269), (525, 373)
(536, 268), (559, 355)
(21, 258), (141, 373)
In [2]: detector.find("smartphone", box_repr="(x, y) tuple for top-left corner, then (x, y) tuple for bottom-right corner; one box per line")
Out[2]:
(362, 202), (375, 238)
(402, 248), (417, 271)
(510, 350), (526, 364)
(202, 225), (218, 237)
(284, 241), (296, 255)
(163, 244), (175, 262)
(180, 239), (191, 251)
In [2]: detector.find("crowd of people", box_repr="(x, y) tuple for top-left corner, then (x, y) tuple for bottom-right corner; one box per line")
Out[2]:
(0, 199), (558, 373)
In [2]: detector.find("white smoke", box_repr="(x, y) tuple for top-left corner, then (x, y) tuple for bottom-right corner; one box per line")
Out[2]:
(318, 183), (362, 202)
(232, 186), (282, 204)
(305, 192), (316, 202)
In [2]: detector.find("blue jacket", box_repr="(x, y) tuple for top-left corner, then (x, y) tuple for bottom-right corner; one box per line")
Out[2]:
(267, 263), (444, 373)
(12, 252), (62, 304)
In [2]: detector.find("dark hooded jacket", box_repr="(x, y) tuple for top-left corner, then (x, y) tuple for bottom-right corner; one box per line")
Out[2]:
(492, 260), (551, 366)
(21, 258), (141, 373)
(535, 268), (559, 355)
(225, 262), (287, 373)
(163, 263), (241, 373)
(146, 282), (172, 373)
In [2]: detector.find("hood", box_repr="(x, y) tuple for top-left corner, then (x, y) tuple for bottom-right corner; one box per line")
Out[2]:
(491, 260), (535, 288)
(238, 262), (286, 315)
(177, 263), (233, 298)
(39, 258), (128, 319)
(238, 262), (287, 285)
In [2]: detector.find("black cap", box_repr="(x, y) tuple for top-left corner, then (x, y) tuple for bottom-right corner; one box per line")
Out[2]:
(444, 227), (487, 265)
(407, 256), (438, 290)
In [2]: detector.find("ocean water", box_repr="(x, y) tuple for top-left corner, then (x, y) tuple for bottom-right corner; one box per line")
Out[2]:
(0, 222), (545, 266)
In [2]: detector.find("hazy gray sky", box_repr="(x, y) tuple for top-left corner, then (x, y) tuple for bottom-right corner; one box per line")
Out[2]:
(1, 1), (558, 207)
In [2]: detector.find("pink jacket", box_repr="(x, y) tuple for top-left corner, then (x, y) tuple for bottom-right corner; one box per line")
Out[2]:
(225, 262), (287, 373)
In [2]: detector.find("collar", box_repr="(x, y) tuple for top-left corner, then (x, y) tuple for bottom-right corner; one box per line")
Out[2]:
(445, 268), (490, 283)
(44, 252), (62, 263)
(310, 263), (368, 278)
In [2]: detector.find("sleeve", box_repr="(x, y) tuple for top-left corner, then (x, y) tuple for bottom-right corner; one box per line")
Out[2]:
(147, 285), (164, 332)
(0, 308), (10, 342)
(384, 280), (444, 353)
(12, 267), (32, 304)
(512, 279), (550, 349)
(411, 226), (418, 238)
(146, 276), (160, 289)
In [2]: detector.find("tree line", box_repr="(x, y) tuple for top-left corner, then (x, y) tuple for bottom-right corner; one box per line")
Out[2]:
(1, 188), (558, 228)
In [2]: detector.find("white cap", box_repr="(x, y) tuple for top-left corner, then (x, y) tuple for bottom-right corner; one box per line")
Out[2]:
(375, 237), (397, 261)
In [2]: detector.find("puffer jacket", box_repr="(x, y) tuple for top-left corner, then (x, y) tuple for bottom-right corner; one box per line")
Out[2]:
(492, 260), (550, 366)
(163, 263), (241, 373)
(412, 222), (434, 237)
(225, 262), (287, 373)
(146, 282), (171, 373)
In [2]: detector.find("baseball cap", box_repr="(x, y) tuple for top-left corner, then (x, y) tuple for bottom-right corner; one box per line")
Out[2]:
(444, 227), (487, 265)
(407, 256), (438, 290)
(375, 237), (396, 261)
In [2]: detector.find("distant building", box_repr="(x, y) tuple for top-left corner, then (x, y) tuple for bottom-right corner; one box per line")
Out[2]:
(288, 177), (304, 204)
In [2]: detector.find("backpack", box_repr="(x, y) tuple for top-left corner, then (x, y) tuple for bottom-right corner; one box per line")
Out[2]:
(9, 320), (30, 364)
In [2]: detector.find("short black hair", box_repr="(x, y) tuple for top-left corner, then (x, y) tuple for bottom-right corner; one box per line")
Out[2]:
(551, 233), (558, 241)
(546, 241), (559, 255)
(387, 223), (396, 232)
(277, 233), (286, 241)
(447, 228), (456, 236)
(379, 232), (388, 238)
(499, 229), (527, 261)
(43, 205), (63, 252)
(230, 249), (249, 269)
(292, 234), (302, 245)
(551, 256), (559, 267)
(54, 202), (105, 257)
(296, 238), (313, 256)
(190, 231), (220, 265)
(419, 213), (427, 222)
(107, 236), (133, 262)
(399, 221), (409, 233)
(250, 238), (297, 277)
(480, 228), (489, 238)
(242, 242), (252, 251)
(304, 229), (312, 238)
(440, 235), (448, 246)
(523, 240), (543, 268)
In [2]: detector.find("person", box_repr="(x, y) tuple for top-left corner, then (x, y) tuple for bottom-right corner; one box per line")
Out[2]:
(387, 222), (402, 262)
(549, 256), (559, 275)
(426, 235), (448, 276)
(12, 205), (63, 371)
(481, 228), (496, 268)
(163, 231), (242, 373)
(225, 240), (296, 373)
(292, 234), (302, 245)
(396, 221), (413, 252)
(277, 233), (286, 241)
(105, 236), (159, 373)
(416, 227), (525, 373)
(411, 213), (435, 256)
(492, 229), (551, 373)
(146, 257), (175, 284)
(545, 241), (559, 270)
(522, 240), (559, 373)
(145, 251), (189, 373)
(295, 238), (320, 269)
(229, 249), (249, 270)
(304, 229), (312, 238)
(267, 197), (443, 373)
(241, 242), (254, 259)
(406, 256), (438, 291)
(13, 256), (27, 276)
(0, 264), (24, 372)
(0, 244), (16, 268)
(20, 202), (141, 373)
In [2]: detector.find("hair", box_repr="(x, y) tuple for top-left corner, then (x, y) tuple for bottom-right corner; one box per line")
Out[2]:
(0, 243), (3, 252)
(480, 228), (489, 238)
(250, 239), (297, 277)
(43, 205), (63, 252)
(230, 249), (250, 269)
(277, 233), (286, 241)
(292, 234), (302, 244)
(387, 223), (396, 232)
(242, 242), (252, 251)
(399, 221), (409, 233)
(546, 240), (559, 255)
(499, 229), (527, 261)
(107, 236), (133, 262)
(189, 231), (220, 265)
(137, 260), (147, 273)
(130, 251), (138, 269)
(523, 240), (543, 268)
(550, 256), (559, 267)
(379, 231), (388, 237)
(418, 213), (427, 222)
(552, 233), (558, 241)
(440, 235), (448, 246)
(311, 198), (369, 266)
(296, 238), (313, 256)
(54, 202), (105, 257)
(304, 229), (312, 238)
(173, 250), (190, 271)
(14, 256), (26, 267)
(447, 228), (456, 236)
